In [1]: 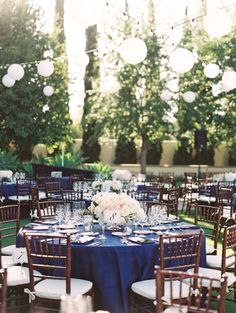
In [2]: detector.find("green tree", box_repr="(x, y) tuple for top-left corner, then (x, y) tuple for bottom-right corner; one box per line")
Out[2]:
(90, 0), (172, 173)
(81, 25), (101, 162)
(175, 6), (236, 165)
(0, 0), (71, 160)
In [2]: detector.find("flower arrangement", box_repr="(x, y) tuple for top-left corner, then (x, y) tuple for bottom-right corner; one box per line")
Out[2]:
(112, 169), (132, 181)
(91, 180), (103, 191)
(91, 179), (123, 193)
(89, 192), (145, 224)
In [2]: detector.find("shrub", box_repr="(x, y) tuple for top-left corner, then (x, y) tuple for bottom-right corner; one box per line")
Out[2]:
(0, 149), (20, 172)
(46, 150), (87, 168)
(85, 162), (112, 179)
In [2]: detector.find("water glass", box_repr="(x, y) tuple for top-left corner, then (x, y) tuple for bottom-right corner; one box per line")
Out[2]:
(98, 213), (107, 239)
(83, 215), (93, 232)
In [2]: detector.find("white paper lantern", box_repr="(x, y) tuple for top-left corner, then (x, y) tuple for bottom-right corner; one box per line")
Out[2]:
(37, 60), (54, 77)
(222, 71), (236, 92)
(43, 86), (54, 97)
(75, 53), (90, 67)
(203, 63), (220, 79)
(183, 91), (196, 103)
(204, 10), (232, 38)
(7, 64), (24, 80)
(161, 90), (172, 101)
(67, 0), (106, 27)
(169, 48), (195, 74)
(2, 74), (15, 88)
(212, 81), (224, 97)
(119, 38), (147, 64)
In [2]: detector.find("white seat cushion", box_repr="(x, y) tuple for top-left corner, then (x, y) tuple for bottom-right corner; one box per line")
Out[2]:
(188, 267), (236, 288)
(131, 279), (190, 301)
(7, 266), (41, 286)
(207, 255), (235, 269)
(8, 195), (30, 201)
(205, 245), (215, 255)
(38, 191), (46, 199)
(35, 278), (93, 300)
(1, 255), (17, 267)
(2, 244), (16, 256)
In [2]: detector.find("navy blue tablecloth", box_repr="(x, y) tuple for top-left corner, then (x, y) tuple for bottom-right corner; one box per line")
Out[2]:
(17, 223), (206, 313)
(2, 177), (72, 200)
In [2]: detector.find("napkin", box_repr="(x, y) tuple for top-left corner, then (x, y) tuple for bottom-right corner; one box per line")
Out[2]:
(128, 236), (153, 244)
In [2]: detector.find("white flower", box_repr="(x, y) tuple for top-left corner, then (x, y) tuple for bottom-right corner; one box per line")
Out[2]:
(92, 180), (102, 190)
(112, 169), (132, 181)
(111, 180), (122, 191)
(91, 191), (145, 223)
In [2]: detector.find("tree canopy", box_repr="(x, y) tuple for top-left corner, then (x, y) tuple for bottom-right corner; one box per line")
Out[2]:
(0, 0), (72, 160)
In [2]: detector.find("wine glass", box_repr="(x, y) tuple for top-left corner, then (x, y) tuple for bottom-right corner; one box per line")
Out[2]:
(139, 214), (147, 234)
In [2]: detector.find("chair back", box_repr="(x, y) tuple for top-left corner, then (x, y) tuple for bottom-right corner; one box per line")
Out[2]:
(0, 204), (20, 264)
(45, 181), (63, 200)
(216, 186), (233, 217)
(195, 204), (221, 255)
(62, 190), (84, 209)
(221, 224), (236, 275)
(0, 268), (7, 313)
(16, 178), (32, 198)
(129, 190), (149, 202)
(166, 188), (179, 216)
(158, 231), (203, 273)
(155, 267), (227, 313)
(24, 233), (71, 294)
(36, 176), (56, 191)
(36, 200), (64, 220)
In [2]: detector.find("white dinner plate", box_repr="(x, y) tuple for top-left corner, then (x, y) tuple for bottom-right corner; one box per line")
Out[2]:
(59, 224), (75, 229)
(59, 229), (78, 234)
(32, 225), (50, 231)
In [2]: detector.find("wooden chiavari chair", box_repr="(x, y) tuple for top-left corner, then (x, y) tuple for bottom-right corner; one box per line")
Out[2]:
(129, 231), (203, 313)
(23, 233), (93, 309)
(195, 204), (221, 255)
(155, 267), (227, 313)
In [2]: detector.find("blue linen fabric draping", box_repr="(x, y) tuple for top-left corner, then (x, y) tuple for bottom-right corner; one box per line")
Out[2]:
(16, 224), (206, 313)
(1, 177), (71, 200)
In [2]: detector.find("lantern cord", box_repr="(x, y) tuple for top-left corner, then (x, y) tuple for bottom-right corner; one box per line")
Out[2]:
(106, 1), (236, 35)
(0, 48), (99, 69)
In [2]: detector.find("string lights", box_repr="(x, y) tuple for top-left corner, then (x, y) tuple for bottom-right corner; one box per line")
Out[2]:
(1, 0), (236, 101)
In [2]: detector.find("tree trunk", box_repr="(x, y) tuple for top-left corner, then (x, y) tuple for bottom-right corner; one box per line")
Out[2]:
(140, 137), (148, 174)
(55, 0), (65, 44)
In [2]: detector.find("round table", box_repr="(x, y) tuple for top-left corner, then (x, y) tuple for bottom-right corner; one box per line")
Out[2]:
(17, 222), (206, 313)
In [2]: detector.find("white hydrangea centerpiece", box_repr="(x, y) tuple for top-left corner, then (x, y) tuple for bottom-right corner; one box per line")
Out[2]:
(89, 192), (145, 224)
(92, 180), (123, 193)
(112, 169), (132, 181)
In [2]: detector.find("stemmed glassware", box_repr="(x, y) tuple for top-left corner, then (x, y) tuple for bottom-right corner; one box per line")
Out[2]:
(139, 214), (147, 234)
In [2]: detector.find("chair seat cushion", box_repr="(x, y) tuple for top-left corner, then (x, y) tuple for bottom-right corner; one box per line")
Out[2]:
(7, 266), (41, 286)
(207, 255), (235, 269)
(205, 245), (215, 255)
(131, 279), (190, 301)
(8, 195), (30, 201)
(188, 267), (236, 287)
(2, 244), (15, 256)
(1, 255), (16, 267)
(35, 278), (93, 300)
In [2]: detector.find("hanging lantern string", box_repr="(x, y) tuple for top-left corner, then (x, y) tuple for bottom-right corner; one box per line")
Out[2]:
(1, 1), (236, 70)
(105, 0), (236, 35)
(0, 48), (99, 69)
